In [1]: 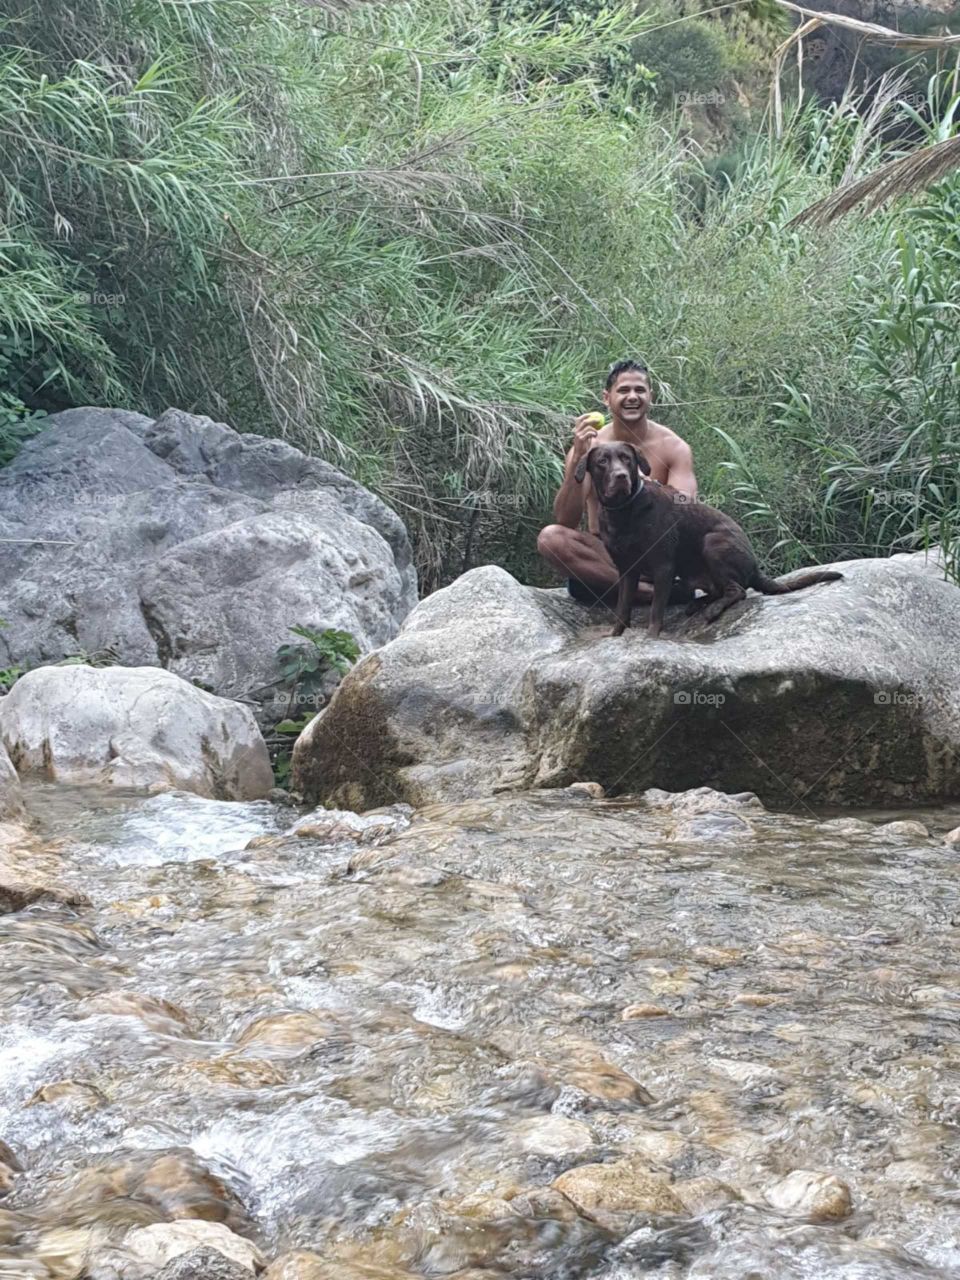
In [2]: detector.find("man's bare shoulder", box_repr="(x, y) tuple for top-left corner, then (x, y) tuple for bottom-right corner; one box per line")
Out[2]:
(644, 419), (691, 460)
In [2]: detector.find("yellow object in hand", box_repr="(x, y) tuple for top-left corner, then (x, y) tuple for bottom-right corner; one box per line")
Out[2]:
(584, 412), (606, 429)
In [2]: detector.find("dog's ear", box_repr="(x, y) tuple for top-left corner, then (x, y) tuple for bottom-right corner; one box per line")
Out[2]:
(574, 449), (593, 483)
(630, 446), (651, 476)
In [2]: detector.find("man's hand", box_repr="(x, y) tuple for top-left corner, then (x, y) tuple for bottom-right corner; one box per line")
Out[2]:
(572, 413), (601, 461)
(553, 414), (600, 528)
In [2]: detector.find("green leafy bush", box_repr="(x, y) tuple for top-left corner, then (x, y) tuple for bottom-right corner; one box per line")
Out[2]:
(0, 664), (24, 694)
(269, 625), (361, 787)
(0, 333), (47, 465)
(633, 14), (728, 100)
(276, 626), (361, 714)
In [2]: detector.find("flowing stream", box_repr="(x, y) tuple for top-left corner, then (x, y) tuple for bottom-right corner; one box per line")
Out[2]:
(2, 781), (960, 1278)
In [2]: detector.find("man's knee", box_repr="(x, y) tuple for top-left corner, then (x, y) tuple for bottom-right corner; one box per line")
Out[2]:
(537, 523), (569, 561)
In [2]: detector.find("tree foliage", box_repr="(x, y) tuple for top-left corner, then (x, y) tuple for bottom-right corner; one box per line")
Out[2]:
(1, 1), (958, 586)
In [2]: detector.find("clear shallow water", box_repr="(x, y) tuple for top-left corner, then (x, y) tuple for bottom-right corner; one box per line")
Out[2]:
(1, 782), (960, 1277)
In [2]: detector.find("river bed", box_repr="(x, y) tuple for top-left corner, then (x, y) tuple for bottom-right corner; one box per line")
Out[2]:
(1, 782), (959, 1278)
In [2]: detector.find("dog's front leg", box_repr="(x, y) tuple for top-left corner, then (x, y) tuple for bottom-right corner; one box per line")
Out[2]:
(611, 570), (639, 637)
(648, 562), (675, 639)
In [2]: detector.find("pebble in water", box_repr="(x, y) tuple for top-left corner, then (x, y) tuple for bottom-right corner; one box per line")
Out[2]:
(763, 1169), (853, 1222)
(262, 1253), (327, 1280)
(553, 1155), (685, 1222)
(125, 1221), (264, 1273)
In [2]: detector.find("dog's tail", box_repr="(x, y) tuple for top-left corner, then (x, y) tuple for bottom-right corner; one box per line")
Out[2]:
(753, 568), (844, 595)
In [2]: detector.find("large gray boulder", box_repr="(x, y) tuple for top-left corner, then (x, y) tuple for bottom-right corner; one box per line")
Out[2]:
(0, 408), (416, 724)
(292, 551), (960, 809)
(0, 665), (273, 799)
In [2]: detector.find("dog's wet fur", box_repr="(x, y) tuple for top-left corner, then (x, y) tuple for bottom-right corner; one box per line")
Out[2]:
(575, 440), (843, 638)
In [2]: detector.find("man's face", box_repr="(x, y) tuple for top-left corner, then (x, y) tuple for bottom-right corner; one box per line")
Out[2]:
(604, 372), (652, 425)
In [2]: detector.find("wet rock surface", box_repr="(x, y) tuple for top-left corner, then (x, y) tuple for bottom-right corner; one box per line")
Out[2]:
(155, 1247), (257, 1280)
(0, 742), (24, 822)
(552, 1155), (685, 1221)
(763, 1169), (853, 1222)
(1, 781), (959, 1276)
(0, 822), (88, 915)
(126, 1221), (264, 1272)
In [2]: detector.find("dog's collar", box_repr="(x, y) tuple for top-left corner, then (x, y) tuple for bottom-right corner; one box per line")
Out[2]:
(601, 476), (660, 511)
(601, 486), (644, 511)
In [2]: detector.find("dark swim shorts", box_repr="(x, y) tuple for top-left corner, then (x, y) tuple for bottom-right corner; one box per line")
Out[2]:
(567, 578), (619, 607)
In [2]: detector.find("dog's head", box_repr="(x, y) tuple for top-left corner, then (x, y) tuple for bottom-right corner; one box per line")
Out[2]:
(575, 441), (651, 505)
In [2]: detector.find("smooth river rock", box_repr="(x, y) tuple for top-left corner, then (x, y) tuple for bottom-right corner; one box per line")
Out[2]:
(263, 1254), (418, 1280)
(293, 553), (960, 808)
(0, 665), (272, 799)
(763, 1169), (853, 1221)
(263, 1255), (327, 1280)
(511, 1115), (595, 1158)
(552, 1155), (685, 1219)
(0, 823), (88, 915)
(126, 1222), (264, 1273)
(44, 1147), (250, 1234)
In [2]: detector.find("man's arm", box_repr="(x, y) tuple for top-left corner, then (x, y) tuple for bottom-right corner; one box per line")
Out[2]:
(665, 440), (697, 500)
(553, 446), (585, 528)
(553, 414), (602, 526)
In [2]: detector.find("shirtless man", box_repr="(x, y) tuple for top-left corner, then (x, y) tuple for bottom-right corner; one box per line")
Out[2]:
(537, 358), (698, 606)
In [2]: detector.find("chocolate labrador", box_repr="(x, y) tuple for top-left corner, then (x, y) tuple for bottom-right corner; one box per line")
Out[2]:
(575, 440), (842, 638)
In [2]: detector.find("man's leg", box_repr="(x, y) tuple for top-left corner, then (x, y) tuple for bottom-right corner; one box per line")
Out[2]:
(537, 524), (655, 606)
(537, 524), (693, 610)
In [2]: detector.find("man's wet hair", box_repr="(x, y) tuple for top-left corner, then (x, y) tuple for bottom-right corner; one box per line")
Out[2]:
(605, 358), (650, 390)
